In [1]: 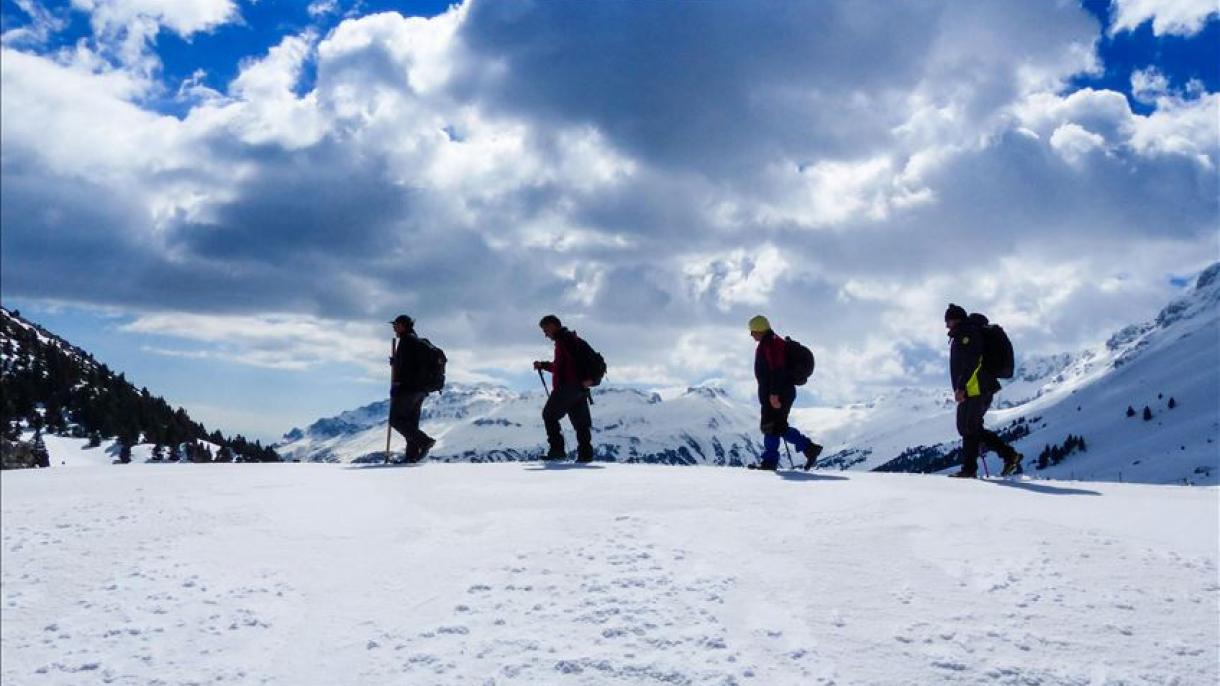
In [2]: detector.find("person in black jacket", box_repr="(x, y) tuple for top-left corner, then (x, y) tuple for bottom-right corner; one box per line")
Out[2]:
(389, 314), (436, 463)
(945, 304), (1023, 477)
(750, 315), (822, 471)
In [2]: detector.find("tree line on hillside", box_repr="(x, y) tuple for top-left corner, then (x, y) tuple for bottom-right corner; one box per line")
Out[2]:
(0, 310), (278, 466)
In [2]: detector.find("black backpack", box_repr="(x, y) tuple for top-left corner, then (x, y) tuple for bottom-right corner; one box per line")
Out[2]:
(784, 337), (816, 386)
(417, 338), (447, 392)
(968, 313), (1014, 380)
(568, 333), (608, 386)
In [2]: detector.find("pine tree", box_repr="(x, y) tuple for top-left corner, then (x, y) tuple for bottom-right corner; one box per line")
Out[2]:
(1168, 397), (1177, 409)
(1142, 406), (1153, 421)
(31, 431), (50, 468)
(1126, 405), (1136, 417)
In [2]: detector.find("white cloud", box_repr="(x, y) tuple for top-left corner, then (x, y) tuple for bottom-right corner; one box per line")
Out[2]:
(684, 245), (790, 312)
(124, 312), (386, 372)
(1110, 0), (1219, 36)
(1, 0), (67, 47)
(1129, 93), (1220, 165)
(1050, 122), (1109, 165)
(307, 0), (339, 19)
(68, 0), (239, 77)
(1131, 66), (1171, 103)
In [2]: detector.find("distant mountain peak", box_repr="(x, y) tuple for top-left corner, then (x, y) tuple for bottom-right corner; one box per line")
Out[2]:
(1194, 262), (1220, 290)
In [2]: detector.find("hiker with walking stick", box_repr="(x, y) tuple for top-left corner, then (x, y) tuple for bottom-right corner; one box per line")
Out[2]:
(532, 314), (604, 463)
(944, 304), (1023, 478)
(386, 314), (447, 464)
(748, 315), (823, 471)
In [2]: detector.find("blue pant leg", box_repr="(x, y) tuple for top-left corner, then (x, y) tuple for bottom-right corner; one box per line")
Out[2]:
(782, 426), (810, 451)
(761, 433), (781, 460)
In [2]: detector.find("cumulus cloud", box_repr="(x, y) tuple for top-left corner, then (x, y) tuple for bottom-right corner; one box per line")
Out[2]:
(2, 0), (1216, 409)
(1110, 0), (1219, 36)
(1050, 123), (1109, 165)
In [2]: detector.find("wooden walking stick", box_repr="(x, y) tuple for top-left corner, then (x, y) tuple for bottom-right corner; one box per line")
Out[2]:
(384, 338), (397, 464)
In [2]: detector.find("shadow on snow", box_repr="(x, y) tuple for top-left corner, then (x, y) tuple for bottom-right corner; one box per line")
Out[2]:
(775, 470), (850, 482)
(523, 462), (607, 471)
(983, 478), (1102, 496)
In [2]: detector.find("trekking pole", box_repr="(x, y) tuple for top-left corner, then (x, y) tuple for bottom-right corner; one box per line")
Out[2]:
(537, 368), (550, 396)
(384, 338), (397, 464)
(782, 439), (796, 470)
(980, 451), (991, 478)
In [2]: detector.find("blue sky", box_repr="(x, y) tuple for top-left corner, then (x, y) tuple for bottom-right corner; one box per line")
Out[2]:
(2, 0), (1217, 442)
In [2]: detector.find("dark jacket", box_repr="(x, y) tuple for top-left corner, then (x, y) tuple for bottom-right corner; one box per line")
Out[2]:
(754, 331), (794, 405)
(391, 333), (430, 392)
(948, 321), (1000, 397)
(538, 328), (584, 387)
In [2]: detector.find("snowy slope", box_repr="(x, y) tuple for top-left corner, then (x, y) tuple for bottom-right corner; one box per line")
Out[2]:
(278, 384), (764, 466)
(27, 433), (212, 467)
(1, 463), (1216, 684)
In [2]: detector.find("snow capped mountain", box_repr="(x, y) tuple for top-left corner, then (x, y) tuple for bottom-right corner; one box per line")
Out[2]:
(280, 264), (1219, 485)
(276, 383), (763, 466)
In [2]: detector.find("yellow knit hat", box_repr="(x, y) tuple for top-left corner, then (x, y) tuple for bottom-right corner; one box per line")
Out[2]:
(748, 315), (771, 333)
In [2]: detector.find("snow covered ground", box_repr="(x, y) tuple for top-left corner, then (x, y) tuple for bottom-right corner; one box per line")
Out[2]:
(2, 462), (1217, 685)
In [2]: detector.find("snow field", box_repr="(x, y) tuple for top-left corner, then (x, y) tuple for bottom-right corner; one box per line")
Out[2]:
(1, 462), (1217, 685)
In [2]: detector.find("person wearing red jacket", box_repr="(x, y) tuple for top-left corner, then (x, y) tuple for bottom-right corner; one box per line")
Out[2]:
(532, 314), (595, 462)
(750, 315), (822, 471)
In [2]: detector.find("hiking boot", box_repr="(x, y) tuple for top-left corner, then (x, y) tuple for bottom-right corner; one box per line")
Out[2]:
(541, 448), (566, 461)
(756, 456), (780, 471)
(414, 437), (437, 462)
(1001, 451), (1024, 477)
(948, 470), (977, 479)
(802, 443), (824, 471)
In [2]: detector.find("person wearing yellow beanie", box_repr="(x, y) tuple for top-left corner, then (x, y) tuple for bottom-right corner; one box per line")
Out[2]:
(748, 315), (822, 471)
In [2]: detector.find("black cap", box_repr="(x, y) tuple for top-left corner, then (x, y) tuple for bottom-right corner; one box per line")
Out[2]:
(944, 304), (968, 322)
(390, 314), (414, 327)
